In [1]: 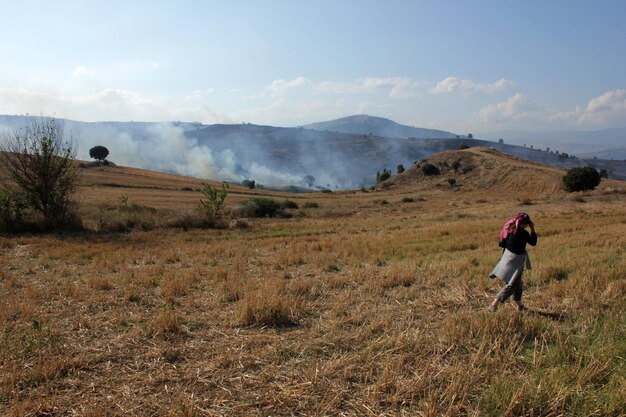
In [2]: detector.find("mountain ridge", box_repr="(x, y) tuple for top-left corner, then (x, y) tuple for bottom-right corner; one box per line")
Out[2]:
(303, 114), (457, 139)
(2, 114), (620, 187)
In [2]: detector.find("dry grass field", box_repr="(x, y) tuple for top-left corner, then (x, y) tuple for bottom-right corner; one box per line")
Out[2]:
(1, 149), (625, 416)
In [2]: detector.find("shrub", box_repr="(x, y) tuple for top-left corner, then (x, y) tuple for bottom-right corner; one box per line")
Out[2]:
(459, 143), (470, 150)
(0, 118), (80, 230)
(451, 160), (461, 171)
(422, 163), (440, 176)
(198, 183), (228, 224)
(563, 166), (601, 192)
(396, 164), (405, 174)
(240, 198), (286, 218)
(401, 197), (415, 203)
(280, 200), (299, 209)
(0, 192), (27, 232)
(303, 201), (319, 209)
(447, 178), (457, 187)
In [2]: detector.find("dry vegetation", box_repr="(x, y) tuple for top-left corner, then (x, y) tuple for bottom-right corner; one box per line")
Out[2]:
(1, 148), (625, 416)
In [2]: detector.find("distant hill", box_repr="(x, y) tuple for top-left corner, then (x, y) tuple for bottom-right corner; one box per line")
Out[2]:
(480, 128), (626, 160)
(303, 115), (457, 139)
(581, 158), (626, 181)
(0, 115), (589, 189)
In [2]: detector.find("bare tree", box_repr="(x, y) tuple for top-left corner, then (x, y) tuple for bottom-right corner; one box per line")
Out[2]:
(0, 118), (80, 229)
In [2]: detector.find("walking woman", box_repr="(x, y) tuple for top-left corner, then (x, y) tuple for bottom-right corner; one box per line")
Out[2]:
(488, 213), (537, 312)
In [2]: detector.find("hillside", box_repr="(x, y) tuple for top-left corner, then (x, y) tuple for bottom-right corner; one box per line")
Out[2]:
(0, 115), (592, 190)
(582, 158), (626, 181)
(303, 114), (456, 138)
(384, 147), (572, 196)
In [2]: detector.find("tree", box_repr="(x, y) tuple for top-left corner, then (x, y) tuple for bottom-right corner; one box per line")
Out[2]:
(396, 164), (405, 174)
(563, 166), (601, 192)
(467, 133), (473, 139)
(376, 168), (391, 183)
(242, 179), (256, 189)
(0, 118), (79, 229)
(599, 169), (609, 179)
(89, 145), (109, 161)
(498, 138), (504, 144)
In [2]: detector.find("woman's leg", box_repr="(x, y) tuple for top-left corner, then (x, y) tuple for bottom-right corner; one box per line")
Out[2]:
(490, 273), (521, 311)
(513, 274), (524, 310)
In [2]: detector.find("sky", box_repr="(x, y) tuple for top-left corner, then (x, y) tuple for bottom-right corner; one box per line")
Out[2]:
(1, 0), (625, 133)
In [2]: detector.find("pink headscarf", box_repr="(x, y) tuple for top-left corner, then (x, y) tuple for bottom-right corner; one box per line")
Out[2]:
(499, 213), (530, 244)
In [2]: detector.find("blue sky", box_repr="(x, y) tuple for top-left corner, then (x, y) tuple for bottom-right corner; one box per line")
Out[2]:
(1, 0), (625, 132)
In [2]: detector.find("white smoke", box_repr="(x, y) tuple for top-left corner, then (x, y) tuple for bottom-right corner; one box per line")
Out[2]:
(63, 121), (317, 187)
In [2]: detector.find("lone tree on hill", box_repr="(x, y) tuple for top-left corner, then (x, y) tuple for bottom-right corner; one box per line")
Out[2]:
(396, 164), (405, 174)
(89, 145), (109, 161)
(563, 166), (601, 192)
(0, 118), (80, 229)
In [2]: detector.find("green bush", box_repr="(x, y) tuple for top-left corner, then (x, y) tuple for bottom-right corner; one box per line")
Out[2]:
(0, 118), (80, 230)
(280, 200), (299, 209)
(401, 197), (415, 203)
(198, 183), (228, 224)
(563, 166), (601, 192)
(240, 198), (288, 218)
(0, 192), (26, 232)
(422, 163), (440, 176)
(303, 202), (319, 209)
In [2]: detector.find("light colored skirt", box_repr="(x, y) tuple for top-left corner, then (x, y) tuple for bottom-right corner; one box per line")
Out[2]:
(489, 249), (531, 284)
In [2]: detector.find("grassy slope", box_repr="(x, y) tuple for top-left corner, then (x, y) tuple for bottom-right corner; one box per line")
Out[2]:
(1, 152), (625, 416)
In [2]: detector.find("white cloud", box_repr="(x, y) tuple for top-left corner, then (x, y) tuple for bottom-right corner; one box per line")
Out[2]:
(431, 77), (515, 95)
(586, 89), (626, 112)
(71, 66), (95, 77)
(0, 87), (233, 124)
(185, 89), (204, 100)
(477, 93), (541, 121)
(261, 77), (310, 97)
(316, 77), (421, 99)
(474, 89), (626, 130)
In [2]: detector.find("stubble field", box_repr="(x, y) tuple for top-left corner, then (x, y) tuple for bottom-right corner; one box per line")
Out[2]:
(1, 152), (625, 416)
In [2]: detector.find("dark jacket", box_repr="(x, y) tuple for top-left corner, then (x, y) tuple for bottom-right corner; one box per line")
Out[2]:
(499, 228), (537, 255)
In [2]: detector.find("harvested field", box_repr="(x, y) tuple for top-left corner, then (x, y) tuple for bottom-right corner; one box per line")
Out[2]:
(1, 151), (625, 416)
